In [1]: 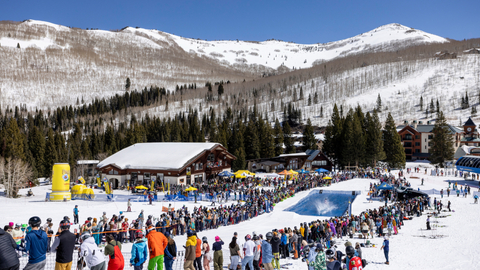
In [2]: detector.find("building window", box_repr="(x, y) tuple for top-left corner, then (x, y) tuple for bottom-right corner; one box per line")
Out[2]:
(415, 149), (420, 153)
(144, 172), (150, 179)
(415, 142), (420, 146)
(428, 135), (433, 139)
(415, 135), (419, 139)
(192, 163), (195, 171)
(404, 134), (412, 140)
(207, 153), (215, 161)
(312, 160), (327, 166)
(404, 142), (412, 147)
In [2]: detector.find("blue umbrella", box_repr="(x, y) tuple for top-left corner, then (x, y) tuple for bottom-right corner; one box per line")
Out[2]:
(218, 171), (234, 177)
(377, 182), (394, 190)
(315, 168), (330, 173)
(296, 169), (310, 174)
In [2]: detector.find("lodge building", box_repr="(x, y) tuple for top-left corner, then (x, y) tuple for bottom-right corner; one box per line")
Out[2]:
(96, 142), (236, 188)
(247, 149), (333, 173)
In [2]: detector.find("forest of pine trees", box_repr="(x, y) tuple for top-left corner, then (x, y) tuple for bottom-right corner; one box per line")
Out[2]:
(322, 105), (405, 169)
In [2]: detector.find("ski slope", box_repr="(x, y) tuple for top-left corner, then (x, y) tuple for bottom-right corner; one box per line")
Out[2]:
(1, 161), (479, 269)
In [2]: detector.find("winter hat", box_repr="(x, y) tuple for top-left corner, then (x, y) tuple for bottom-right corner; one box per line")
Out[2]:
(384, 236), (389, 240)
(9, 222), (13, 227)
(215, 236), (220, 242)
(344, 241), (353, 247)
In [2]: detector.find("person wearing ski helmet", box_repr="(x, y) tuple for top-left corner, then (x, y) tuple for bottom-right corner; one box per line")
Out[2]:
(261, 232), (274, 270)
(345, 246), (361, 270)
(79, 232), (105, 270)
(146, 224), (168, 270)
(130, 231), (148, 270)
(23, 216), (48, 270)
(241, 234), (255, 270)
(309, 243), (326, 270)
(325, 249), (341, 270)
(184, 230), (197, 270)
(104, 234), (124, 270)
(51, 219), (76, 270)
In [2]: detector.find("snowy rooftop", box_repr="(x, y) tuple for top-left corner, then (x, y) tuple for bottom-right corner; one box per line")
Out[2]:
(97, 142), (219, 170)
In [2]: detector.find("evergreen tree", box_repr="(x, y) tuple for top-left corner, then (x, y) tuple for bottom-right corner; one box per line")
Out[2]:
(4, 118), (25, 160)
(320, 106), (323, 118)
(258, 118), (275, 158)
(273, 118), (284, 156)
(44, 128), (57, 176)
(430, 99), (435, 113)
(436, 99), (440, 113)
(430, 111), (454, 167)
(420, 96), (423, 111)
(351, 111), (365, 167)
(299, 86), (304, 100)
(465, 92), (469, 108)
(28, 126), (45, 176)
(244, 119), (260, 160)
(308, 94), (312, 106)
(322, 104), (343, 166)
(365, 111), (386, 167)
(125, 77), (131, 91)
(232, 148), (246, 171)
(376, 94), (382, 112)
(340, 110), (354, 168)
(217, 83), (224, 96)
(472, 106), (477, 117)
(302, 119), (316, 151)
(383, 113), (406, 168)
(314, 92), (319, 104)
(283, 122), (295, 154)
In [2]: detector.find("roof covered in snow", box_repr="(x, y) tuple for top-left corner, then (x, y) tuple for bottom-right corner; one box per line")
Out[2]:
(97, 142), (221, 171)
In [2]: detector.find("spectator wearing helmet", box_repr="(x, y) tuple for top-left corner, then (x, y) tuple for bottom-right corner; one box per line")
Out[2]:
(146, 225), (168, 270)
(24, 216), (48, 270)
(130, 231), (148, 270)
(212, 236), (224, 270)
(325, 249), (340, 270)
(201, 237), (211, 270)
(253, 235), (262, 270)
(51, 220), (76, 270)
(344, 245), (361, 270)
(241, 234), (255, 270)
(163, 232), (177, 270)
(0, 224), (20, 270)
(79, 232), (105, 270)
(184, 230), (197, 270)
(309, 244), (326, 270)
(269, 231), (281, 270)
(261, 232), (274, 270)
(306, 242), (318, 270)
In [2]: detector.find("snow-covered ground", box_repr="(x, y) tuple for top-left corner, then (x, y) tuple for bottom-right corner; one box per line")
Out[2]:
(1, 161), (479, 269)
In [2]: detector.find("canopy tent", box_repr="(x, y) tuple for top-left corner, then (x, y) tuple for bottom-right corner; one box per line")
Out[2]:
(323, 176), (332, 180)
(278, 170), (292, 175)
(218, 171), (234, 177)
(266, 173), (281, 178)
(377, 182), (394, 190)
(234, 170), (255, 176)
(296, 169), (310, 174)
(135, 185), (149, 190)
(185, 187), (198, 192)
(289, 169), (299, 175)
(315, 168), (330, 173)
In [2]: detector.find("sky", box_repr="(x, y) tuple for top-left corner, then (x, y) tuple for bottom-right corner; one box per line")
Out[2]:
(1, 0), (478, 44)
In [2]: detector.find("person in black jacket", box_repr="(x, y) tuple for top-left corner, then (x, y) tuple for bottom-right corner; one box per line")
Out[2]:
(270, 231), (281, 270)
(51, 220), (76, 270)
(0, 227), (20, 270)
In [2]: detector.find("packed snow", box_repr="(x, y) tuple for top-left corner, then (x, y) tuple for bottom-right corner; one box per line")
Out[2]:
(2, 161), (479, 269)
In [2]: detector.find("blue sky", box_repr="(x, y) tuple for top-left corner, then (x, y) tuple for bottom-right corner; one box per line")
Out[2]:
(1, 0), (478, 44)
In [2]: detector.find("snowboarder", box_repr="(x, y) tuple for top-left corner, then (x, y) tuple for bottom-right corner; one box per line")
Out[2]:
(474, 194), (479, 204)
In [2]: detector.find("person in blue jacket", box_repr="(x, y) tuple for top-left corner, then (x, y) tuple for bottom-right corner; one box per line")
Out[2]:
(24, 216), (48, 270)
(380, 236), (389, 265)
(280, 230), (288, 259)
(130, 231), (148, 270)
(163, 232), (177, 270)
(261, 232), (274, 270)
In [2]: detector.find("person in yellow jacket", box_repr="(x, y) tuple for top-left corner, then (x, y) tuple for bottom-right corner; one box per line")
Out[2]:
(146, 225), (168, 270)
(184, 230), (196, 270)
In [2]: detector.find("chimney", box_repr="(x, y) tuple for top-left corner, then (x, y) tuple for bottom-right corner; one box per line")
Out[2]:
(413, 120), (417, 129)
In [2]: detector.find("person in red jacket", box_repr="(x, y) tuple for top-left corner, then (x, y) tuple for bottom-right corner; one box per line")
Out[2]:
(194, 233), (203, 270)
(346, 246), (362, 270)
(146, 225), (168, 270)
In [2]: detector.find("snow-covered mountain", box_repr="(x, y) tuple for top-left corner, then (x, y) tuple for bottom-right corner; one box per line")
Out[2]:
(1, 19), (476, 128)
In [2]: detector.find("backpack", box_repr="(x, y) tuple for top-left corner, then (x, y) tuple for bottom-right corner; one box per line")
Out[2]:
(107, 241), (125, 270)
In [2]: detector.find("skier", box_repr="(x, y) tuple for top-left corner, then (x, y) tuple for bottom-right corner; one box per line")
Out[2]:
(127, 199), (132, 212)
(474, 194), (479, 204)
(325, 249), (341, 270)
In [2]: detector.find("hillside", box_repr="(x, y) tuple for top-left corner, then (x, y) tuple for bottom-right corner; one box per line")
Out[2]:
(0, 20), (448, 111)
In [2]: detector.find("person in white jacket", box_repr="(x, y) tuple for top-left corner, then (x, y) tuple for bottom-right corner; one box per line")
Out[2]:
(79, 232), (106, 270)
